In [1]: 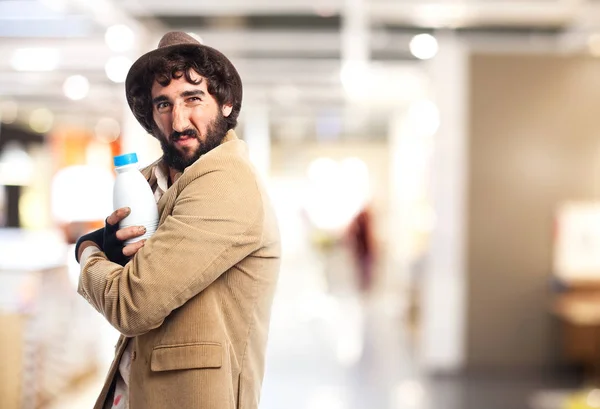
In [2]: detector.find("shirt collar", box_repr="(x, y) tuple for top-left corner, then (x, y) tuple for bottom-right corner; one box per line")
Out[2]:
(153, 160), (171, 193)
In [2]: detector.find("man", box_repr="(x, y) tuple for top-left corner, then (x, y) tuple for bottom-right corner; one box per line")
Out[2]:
(75, 32), (281, 409)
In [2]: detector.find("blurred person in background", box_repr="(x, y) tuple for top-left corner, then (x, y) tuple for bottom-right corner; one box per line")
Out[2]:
(346, 204), (377, 293)
(74, 32), (281, 409)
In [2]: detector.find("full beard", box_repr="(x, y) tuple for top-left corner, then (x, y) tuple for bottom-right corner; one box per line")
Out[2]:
(157, 112), (229, 172)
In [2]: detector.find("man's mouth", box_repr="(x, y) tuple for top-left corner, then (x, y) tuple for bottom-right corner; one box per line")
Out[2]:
(173, 134), (198, 146)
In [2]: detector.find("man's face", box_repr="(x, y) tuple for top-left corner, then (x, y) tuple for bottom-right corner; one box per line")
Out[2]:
(151, 69), (232, 171)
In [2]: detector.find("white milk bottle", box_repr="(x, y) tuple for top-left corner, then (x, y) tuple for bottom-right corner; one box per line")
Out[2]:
(113, 153), (159, 244)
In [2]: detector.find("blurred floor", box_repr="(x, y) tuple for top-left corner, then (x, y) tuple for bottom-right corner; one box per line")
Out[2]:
(46, 246), (580, 409)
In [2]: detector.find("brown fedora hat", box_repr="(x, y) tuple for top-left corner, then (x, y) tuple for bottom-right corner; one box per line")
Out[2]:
(125, 31), (242, 134)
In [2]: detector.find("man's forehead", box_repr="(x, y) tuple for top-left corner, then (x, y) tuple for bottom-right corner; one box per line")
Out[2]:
(151, 70), (208, 95)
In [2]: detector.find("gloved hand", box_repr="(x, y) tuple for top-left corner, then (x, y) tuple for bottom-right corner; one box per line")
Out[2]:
(103, 216), (130, 266)
(75, 207), (147, 266)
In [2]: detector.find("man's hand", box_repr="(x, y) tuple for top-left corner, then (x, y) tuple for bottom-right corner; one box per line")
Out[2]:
(75, 207), (148, 266)
(104, 207), (147, 266)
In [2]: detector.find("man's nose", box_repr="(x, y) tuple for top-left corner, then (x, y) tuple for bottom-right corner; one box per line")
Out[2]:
(171, 104), (191, 133)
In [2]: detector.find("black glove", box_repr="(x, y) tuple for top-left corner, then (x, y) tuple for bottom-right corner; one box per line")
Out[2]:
(103, 219), (130, 267)
(75, 220), (130, 266)
(103, 220), (131, 266)
(75, 227), (104, 262)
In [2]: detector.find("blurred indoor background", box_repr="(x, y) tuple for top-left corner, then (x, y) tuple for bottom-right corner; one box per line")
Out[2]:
(4, 0), (600, 408)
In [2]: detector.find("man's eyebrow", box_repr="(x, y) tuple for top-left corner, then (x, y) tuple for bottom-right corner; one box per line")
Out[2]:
(181, 90), (206, 98)
(152, 95), (169, 105)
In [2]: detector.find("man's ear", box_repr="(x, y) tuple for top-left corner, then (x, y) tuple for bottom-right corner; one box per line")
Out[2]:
(222, 104), (233, 117)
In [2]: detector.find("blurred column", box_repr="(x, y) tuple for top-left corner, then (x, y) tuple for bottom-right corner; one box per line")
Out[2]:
(342, 0), (369, 65)
(341, 0), (370, 127)
(388, 98), (437, 357)
(388, 111), (419, 282)
(420, 31), (468, 372)
(243, 105), (271, 179)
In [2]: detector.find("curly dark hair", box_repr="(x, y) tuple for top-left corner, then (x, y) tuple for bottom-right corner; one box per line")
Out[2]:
(126, 45), (243, 136)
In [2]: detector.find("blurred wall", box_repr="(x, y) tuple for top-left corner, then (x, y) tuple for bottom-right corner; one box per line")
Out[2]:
(466, 53), (600, 370)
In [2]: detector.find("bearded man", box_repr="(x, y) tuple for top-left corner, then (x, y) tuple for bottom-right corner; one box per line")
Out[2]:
(75, 31), (281, 409)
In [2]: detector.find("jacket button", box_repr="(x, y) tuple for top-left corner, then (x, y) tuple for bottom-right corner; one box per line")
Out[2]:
(132, 351), (137, 361)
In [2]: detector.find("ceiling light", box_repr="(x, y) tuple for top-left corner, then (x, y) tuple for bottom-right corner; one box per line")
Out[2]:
(29, 108), (54, 134)
(10, 48), (60, 72)
(0, 100), (18, 124)
(409, 34), (439, 60)
(105, 56), (132, 83)
(63, 75), (90, 101)
(105, 24), (135, 52)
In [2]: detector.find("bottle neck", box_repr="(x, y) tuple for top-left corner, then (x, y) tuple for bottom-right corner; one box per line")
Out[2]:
(115, 164), (139, 173)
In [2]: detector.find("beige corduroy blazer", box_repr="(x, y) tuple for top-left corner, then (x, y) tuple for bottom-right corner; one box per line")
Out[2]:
(78, 131), (281, 409)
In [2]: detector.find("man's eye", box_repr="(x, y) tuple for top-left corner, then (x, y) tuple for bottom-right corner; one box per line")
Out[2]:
(157, 102), (170, 110)
(188, 97), (201, 103)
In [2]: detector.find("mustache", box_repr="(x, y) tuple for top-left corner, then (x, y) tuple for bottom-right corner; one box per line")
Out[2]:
(171, 129), (199, 141)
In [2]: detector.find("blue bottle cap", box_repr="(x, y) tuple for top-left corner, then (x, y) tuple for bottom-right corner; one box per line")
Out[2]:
(113, 153), (138, 167)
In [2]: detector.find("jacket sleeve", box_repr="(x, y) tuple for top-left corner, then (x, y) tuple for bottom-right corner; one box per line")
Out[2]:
(77, 162), (263, 337)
